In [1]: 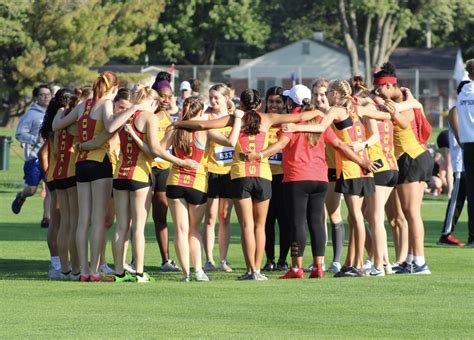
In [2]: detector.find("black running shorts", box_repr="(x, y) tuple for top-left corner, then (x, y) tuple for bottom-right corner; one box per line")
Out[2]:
(54, 176), (77, 190)
(207, 173), (233, 199)
(231, 177), (272, 201)
(75, 156), (113, 183)
(327, 168), (337, 183)
(374, 170), (399, 187)
(335, 176), (375, 196)
(152, 167), (169, 193)
(113, 177), (152, 192)
(397, 150), (434, 185)
(166, 185), (207, 205)
(46, 180), (56, 192)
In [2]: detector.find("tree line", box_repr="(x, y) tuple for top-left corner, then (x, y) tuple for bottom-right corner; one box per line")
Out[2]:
(1, 0), (473, 124)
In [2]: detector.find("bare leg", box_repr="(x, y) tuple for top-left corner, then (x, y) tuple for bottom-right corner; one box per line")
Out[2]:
(188, 203), (207, 271)
(76, 182), (92, 275)
(218, 198), (233, 262)
(112, 189), (130, 275)
(130, 187), (152, 274)
(344, 194), (366, 269)
(252, 199), (270, 271)
(152, 191), (169, 263)
(203, 198), (218, 264)
(168, 197), (191, 276)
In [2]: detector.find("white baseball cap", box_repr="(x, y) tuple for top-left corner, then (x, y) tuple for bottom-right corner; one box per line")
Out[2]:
(179, 81), (191, 92)
(283, 84), (311, 105)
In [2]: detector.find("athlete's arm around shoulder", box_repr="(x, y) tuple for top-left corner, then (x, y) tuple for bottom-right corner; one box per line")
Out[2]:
(52, 103), (82, 131)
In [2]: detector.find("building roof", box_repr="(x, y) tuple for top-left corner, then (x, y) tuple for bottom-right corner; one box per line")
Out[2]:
(389, 47), (460, 70)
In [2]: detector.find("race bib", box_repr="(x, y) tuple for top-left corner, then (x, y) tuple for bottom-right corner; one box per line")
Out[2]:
(268, 152), (282, 165)
(214, 146), (234, 165)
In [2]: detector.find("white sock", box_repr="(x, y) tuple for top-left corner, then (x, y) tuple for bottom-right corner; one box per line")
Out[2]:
(51, 256), (61, 271)
(405, 254), (414, 264)
(413, 256), (425, 266)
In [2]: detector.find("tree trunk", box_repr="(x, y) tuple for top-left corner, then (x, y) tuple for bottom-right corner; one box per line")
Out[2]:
(364, 15), (373, 84)
(372, 12), (387, 72)
(338, 0), (360, 76)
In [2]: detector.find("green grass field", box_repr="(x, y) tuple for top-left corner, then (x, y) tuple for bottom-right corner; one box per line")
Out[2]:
(1, 127), (473, 338)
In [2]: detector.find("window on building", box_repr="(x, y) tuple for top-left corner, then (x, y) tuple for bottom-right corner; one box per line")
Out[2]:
(302, 42), (310, 55)
(257, 78), (276, 95)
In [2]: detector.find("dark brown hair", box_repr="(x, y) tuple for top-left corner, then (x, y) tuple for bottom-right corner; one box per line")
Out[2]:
(240, 89), (262, 135)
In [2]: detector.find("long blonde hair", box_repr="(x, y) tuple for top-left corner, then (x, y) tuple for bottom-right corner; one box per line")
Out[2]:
(328, 80), (354, 114)
(209, 83), (235, 113)
(172, 97), (204, 156)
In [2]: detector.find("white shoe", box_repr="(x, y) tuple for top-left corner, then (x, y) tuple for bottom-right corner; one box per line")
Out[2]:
(195, 270), (210, 282)
(369, 266), (385, 277)
(327, 262), (342, 273)
(306, 263), (326, 273)
(363, 259), (373, 271)
(219, 260), (233, 272)
(99, 263), (114, 275)
(48, 266), (61, 280)
(69, 272), (81, 281)
(384, 263), (393, 275)
(204, 261), (217, 272)
(253, 272), (268, 281)
(123, 263), (136, 274)
(161, 260), (181, 272)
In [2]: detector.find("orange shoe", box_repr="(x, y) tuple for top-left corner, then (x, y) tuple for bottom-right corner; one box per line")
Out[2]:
(279, 268), (304, 279)
(309, 264), (324, 279)
(79, 274), (90, 282)
(89, 273), (114, 282)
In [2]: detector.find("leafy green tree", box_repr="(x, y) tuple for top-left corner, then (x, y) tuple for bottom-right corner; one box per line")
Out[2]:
(0, 0), (164, 125)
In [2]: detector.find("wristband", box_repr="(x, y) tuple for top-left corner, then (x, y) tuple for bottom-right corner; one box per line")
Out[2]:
(259, 152), (264, 160)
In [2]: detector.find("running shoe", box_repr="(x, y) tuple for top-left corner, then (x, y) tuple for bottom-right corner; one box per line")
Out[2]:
(396, 262), (413, 274)
(114, 271), (136, 282)
(79, 274), (90, 282)
(384, 263), (393, 275)
(275, 262), (288, 272)
(99, 263), (115, 275)
(136, 272), (155, 283)
(161, 260), (181, 272)
(253, 272), (268, 281)
(204, 261), (217, 272)
(181, 274), (192, 282)
(60, 271), (71, 280)
(40, 217), (50, 229)
(411, 263), (431, 275)
(11, 193), (25, 214)
(69, 272), (81, 281)
(218, 260), (233, 272)
(437, 235), (465, 246)
(47, 266), (61, 280)
(344, 267), (364, 277)
(305, 263), (326, 273)
(123, 263), (136, 274)
(195, 270), (210, 282)
(279, 268), (304, 279)
(369, 266), (385, 277)
(362, 259), (373, 272)
(309, 264), (324, 279)
(391, 262), (403, 273)
(327, 262), (342, 273)
(262, 260), (275, 272)
(238, 272), (253, 281)
(333, 266), (351, 278)
(90, 273), (114, 282)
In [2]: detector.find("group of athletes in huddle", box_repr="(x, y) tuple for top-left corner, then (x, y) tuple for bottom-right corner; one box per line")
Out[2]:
(20, 61), (436, 282)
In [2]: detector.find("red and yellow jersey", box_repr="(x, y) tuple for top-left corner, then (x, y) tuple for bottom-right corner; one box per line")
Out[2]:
(76, 99), (109, 163)
(167, 132), (208, 193)
(46, 138), (56, 183)
(268, 127), (283, 175)
(114, 110), (152, 183)
(325, 144), (336, 169)
(151, 112), (172, 170)
(393, 111), (427, 159)
(365, 119), (398, 172)
(333, 108), (372, 180)
(108, 135), (120, 175)
(231, 122), (272, 181)
(207, 113), (233, 174)
(53, 126), (77, 180)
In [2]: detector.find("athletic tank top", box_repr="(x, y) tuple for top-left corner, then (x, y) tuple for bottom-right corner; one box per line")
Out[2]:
(108, 137), (120, 175)
(268, 127), (283, 175)
(393, 111), (427, 159)
(151, 112), (172, 170)
(76, 99), (109, 163)
(231, 113), (272, 181)
(167, 132), (208, 193)
(114, 110), (152, 183)
(207, 113), (233, 174)
(333, 107), (372, 180)
(365, 119), (398, 172)
(53, 123), (77, 180)
(46, 138), (56, 182)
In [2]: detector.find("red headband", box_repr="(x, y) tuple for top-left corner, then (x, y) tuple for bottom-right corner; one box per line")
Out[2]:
(373, 76), (397, 85)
